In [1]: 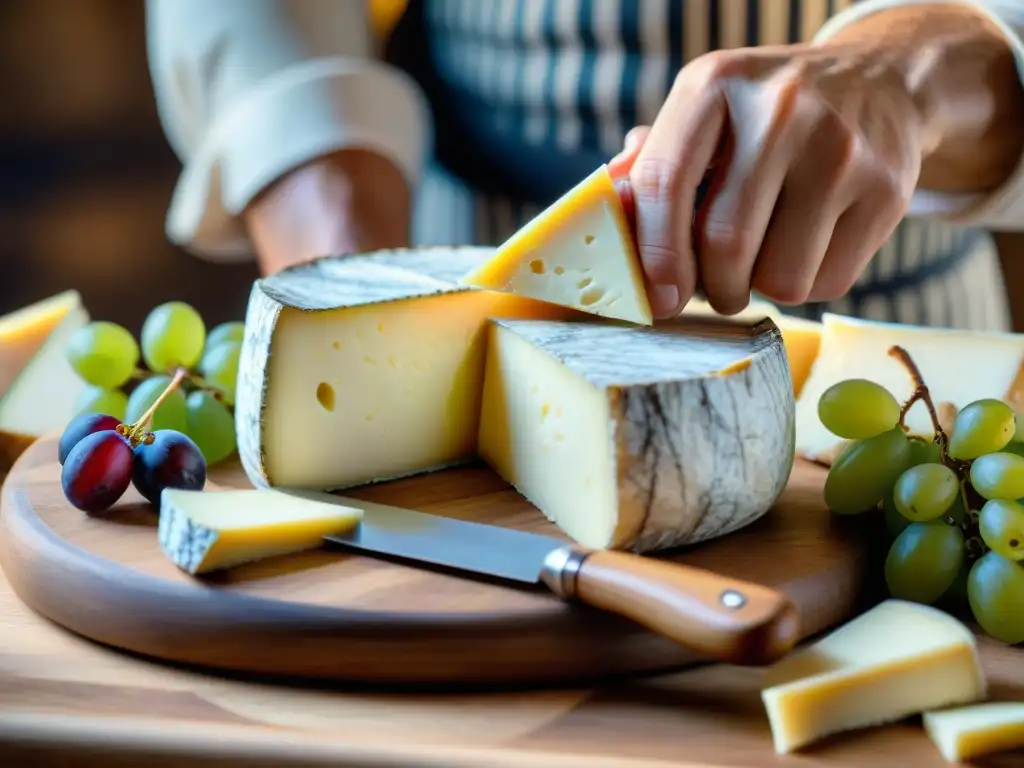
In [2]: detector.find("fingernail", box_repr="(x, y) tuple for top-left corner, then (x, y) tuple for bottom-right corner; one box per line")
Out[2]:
(624, 131), (643, 152)
(651, 284), (680, 317)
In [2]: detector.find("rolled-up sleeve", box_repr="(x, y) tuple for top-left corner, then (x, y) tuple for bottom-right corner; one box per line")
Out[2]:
(816, 0), (1024, 231)
(146, 0), (432, 261)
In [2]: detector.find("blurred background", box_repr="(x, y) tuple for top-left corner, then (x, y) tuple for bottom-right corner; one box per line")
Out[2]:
(1, 0), (1022, 334)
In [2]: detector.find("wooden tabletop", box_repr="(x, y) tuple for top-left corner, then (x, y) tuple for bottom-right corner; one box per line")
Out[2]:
(1, 559), (1022, 767)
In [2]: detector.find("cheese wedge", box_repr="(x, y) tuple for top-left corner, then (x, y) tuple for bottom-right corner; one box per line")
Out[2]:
(795, 314), (1024, 462)
(460, 165), (653, 325)
(0, 298), (89, 475)
(0, 290), (82, 398)
(761, 599), (986, 754)
(923, 702), (1024, 763)
(158, 488), (363, 574)
(236, 247), (578, 490)
(478, 316), (794, 550)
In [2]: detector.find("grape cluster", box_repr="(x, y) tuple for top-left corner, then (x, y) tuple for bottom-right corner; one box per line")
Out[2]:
(66, 301), (243, 466)
(819, 349), (1024, 646)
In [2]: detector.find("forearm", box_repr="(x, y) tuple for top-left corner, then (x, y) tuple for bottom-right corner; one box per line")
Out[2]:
(823, 2), (1024, 194)
(244, 149), (411, 275)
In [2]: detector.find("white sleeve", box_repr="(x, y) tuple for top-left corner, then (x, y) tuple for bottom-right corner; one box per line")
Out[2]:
(146, 0), (432, 261)
(815, 0), (1024, 231)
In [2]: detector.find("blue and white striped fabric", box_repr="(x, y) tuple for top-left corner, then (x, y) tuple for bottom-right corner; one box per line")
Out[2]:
(398, 0), (1009, 330)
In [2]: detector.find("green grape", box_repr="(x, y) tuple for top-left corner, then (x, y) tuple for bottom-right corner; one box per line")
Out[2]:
(185, 390), (236, 465)
(817, 379), (900, 440)
(198, 340), (241, 406)
(970, 452), (1024, 501)
(947, 399), (1015, 460)
(941, 563), (972, 614)
(945, 493), (968, 526)
(884, 521), (964, 605)
(141, 301), (206, 373)
(125, 375), (187, 432)
(967, 552), (1024, 644)
(74, 385), (128, 421)
(66, 321), (139, 388)
(908, 438), (942, 467)
(978, 499), (1024, 563)
(893, 463), (959, 522)
(206, 321), (244, 350)
(883, 493), (911, 539)
(1014, 412), (1024, 443)
(824, 428), (912, 515)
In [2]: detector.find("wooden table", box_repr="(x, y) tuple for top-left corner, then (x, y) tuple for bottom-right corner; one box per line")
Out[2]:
(1, 562), (1022, 767)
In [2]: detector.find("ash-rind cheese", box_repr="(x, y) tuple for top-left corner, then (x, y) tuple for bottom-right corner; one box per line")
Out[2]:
(479, 317), (795, 550)
(236, 247), (795, 552)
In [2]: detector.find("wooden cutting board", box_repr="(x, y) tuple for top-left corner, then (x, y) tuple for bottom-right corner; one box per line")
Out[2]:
(0, 433), (873, 686)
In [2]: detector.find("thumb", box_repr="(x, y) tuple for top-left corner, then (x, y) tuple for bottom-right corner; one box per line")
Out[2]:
(608, 126), (652, 177)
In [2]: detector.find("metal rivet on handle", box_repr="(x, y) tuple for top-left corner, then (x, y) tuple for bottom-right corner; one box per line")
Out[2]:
(720, 590), (746, 609)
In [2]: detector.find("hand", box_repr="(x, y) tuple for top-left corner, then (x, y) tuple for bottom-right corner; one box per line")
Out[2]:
(244, 149), (410, 275)
(609, 42), (927, 318)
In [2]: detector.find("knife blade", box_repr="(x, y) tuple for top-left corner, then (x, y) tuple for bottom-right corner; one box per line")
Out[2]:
(296, 490), (799, 667)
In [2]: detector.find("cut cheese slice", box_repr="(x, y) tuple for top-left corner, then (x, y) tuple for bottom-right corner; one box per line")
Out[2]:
(0, 297), (89, 475)
(923, 702), (1024, 763)
(795, 313), (1024, 462)
(761, 599), (986, 755)
(477, 316), (794, 550)
(0, 290), (82, 398)
(158, 488), (363, 574)
(236, 247), (578, 490)
(459, 165), (653, 325)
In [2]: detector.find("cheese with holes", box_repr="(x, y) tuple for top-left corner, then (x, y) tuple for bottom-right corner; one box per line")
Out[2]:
(923, 702), (1024, 763)
(761, 600), (986, 755)
(236, 248), (577, 490)
(681, 298), (822, 398)
(795, 314), (1024, 462)
(159, 488), (363, 574)
(460, 165), (653, 325)
(0, 290), (82, 398)
(0, 296), (89, 475)
(478, 316), (794, 550)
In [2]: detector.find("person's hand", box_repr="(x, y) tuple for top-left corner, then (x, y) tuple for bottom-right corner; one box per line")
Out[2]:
(608, 41), (928, 318)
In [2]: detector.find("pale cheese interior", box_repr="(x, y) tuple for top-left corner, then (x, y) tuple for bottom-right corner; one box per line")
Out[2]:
(478, 324), (621, 548)
(761, 600), (985, 754)
(262, 290), (571, 488)
(923, 702), (1024, 762)
(461, 165), (653, 326)
(0, 290), (81, 398)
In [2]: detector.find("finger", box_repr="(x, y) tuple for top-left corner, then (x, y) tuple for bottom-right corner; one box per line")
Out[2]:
(630, 87), (728, 318)
(608, 126), (652, 177)
(808, 196), (901, 303)
(614, 179), (638, 243)
(697, 87), (803, 315)
(750, 184), (837, 306)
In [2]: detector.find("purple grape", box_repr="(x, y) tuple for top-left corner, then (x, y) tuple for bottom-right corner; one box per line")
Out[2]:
(58, 413), (123, 465)
(132, 429), (207, 506)
(61, 430), (133, 512)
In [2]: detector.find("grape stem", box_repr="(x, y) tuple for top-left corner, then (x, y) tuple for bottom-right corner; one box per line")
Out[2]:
(123, 367), (187, 446)
(889, 345), (946, 447)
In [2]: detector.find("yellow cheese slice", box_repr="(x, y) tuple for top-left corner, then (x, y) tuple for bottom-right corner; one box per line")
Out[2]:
(158, 488), (363, 574)
(760, 599), (986, 754)
(923, 702), (1024, 763)
(0, 290), (82, 398)
(460, 165), (653, 325)
(795, 313), (1024, 462)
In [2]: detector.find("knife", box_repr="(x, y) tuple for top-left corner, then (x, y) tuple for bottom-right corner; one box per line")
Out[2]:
(309, 492), (800, 667)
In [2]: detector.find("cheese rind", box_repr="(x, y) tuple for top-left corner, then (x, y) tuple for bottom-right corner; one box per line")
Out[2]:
(923, 702), (1024, 763)
(795, 313), (1024, 462)
(0, 290), (81, 398)
(460, 165), (653, 325)
(236, 248), (576, 490)
(761, 599), (987, 755)
(478, 316), (795, 551)
(0, 295), (89, 475)
(158, 488), (363, 574)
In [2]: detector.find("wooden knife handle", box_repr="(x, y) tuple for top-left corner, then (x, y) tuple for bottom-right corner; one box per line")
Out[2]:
(542, 548), (799, 666)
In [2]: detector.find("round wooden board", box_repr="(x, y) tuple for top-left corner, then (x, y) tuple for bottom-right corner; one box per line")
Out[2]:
(0, 434), (872, 687)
